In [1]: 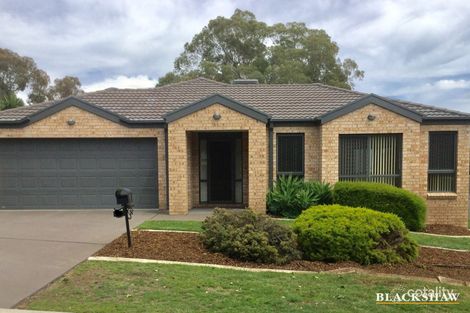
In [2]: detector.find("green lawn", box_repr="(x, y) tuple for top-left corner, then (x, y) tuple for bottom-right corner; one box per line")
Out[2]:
(138, 219), (294, 232)
(137, 220), (203, 232)
(409, 233), (470, 251)
(138, 220), (469, 251)
(22, 261), (469, 313)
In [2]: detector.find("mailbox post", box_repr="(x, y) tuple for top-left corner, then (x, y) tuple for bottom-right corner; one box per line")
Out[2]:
(114, 188), (134, 248)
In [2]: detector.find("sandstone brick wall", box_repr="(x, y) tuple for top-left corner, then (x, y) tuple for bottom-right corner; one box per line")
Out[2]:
(320, 103), (469, 227)
(1, 103), (467, 226)
(272, 126), (321, 182)
(421, 125), (469, 227)
(167, 103), (268, 214)
(0, 106), (167, 209)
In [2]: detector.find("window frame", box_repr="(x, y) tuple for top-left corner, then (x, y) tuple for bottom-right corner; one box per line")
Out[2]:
(428, 131), (458, 193)
(338, 133), (403, 187)
(276, 133), (305, 178)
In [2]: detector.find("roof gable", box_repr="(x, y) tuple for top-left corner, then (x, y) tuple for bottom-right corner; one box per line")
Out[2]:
(319, 94), (423, 124)
(0, 97), (165, 128)
(27, 96), (126, 124)
(164, 94), (270, 123)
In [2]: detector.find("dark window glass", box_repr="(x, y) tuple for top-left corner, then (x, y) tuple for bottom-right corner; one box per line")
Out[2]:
(277, 134), (304, 177)
(428, 132), (457, 192)
(339, 134), (402, 187)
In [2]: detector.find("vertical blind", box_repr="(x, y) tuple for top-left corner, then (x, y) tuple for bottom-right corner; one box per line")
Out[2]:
(277, 133), (304, 177)
(339, 134), (402, 186)
(428, 132), (457, 192)
(234, 138), (243, 203)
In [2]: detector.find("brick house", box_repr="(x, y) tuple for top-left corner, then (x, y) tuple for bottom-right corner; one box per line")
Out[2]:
(0, 77), (468, 227)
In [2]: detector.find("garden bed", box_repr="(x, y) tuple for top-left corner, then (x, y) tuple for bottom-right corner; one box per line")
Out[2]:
(96, 230), (470, 282)
(425, 224), (470, 236)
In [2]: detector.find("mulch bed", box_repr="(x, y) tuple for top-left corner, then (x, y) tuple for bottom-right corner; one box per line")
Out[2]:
(95, 231), (470, 282)
(425, 224), (470, 236)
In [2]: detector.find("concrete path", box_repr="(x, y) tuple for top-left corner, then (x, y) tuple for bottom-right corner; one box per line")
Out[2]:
(0, 209), (157, 309)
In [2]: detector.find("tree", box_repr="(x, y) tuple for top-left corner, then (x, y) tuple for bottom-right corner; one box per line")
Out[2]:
(0, 93), (24, 111)
(0, 48), (84, 106)
(0, 48), (49, 103)
(159, 9), (364, 89)
(47, 76), (84, 100)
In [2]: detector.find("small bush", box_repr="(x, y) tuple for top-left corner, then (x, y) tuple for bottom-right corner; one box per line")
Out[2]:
(200, 208), (300, 264)
(304, 180), (334, 204)
(267, 176), (333, 218)
(333, 181), (426, 231)
(293, 205), (419, 265)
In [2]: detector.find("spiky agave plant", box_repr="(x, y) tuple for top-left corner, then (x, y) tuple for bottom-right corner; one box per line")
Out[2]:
(0, 93), (24, 111)
(303, 181), (333, 205)
(267, 176), (334, 218)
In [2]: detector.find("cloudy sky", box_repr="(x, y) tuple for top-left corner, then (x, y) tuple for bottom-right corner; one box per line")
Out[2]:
(1, 0), (469, 112)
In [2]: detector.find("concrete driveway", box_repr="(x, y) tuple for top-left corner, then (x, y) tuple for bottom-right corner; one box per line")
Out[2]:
(0, 209), (157, 308)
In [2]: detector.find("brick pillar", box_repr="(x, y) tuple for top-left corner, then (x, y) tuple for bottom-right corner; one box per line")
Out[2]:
(248, 128), (268, 213)
(167, 127), (190, 214)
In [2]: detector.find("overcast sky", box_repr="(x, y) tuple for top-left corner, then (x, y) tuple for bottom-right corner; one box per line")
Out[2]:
(1, 0), (469, 112)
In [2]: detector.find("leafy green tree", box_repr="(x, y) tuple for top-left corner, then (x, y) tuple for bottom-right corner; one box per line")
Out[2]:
(159, 9), (364, 89)
(47, 76), (84, 100)
(0, 93), (24, 111)
(0, 48), (50, 103)
(0, 48), (84, 106)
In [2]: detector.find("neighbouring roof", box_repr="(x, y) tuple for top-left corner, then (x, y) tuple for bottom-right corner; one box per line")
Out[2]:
(0, 77), (469, 125)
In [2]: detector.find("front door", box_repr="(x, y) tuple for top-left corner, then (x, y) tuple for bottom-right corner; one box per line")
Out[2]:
(208, 140), (233, 202)
(199, 133), (243, 205)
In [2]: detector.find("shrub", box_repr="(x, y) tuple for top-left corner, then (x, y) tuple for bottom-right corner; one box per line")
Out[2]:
(333, 181), (426, 231)
(267, 175), (333, 218)
(200, 208), (300, 264)
(293, 205), (419, 265)
(304, 180), (334, 205)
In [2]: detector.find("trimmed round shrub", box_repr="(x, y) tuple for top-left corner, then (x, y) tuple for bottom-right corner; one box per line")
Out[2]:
(293, 205), (419, 265)
(200, 208), (300, 264)
(267, 175), (333, 218)
(333, 181), (426, 231)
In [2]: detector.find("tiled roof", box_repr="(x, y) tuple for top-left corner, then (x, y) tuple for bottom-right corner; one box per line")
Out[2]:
(0, 77), (469, 122)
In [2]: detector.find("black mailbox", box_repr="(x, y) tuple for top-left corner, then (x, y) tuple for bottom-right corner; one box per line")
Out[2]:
(113, 187), (134, 247)
(113, 208), (125, 218)
(115, 188), (133, 206)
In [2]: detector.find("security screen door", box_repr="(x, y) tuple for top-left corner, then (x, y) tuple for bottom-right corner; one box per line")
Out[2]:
(199, 133), (242, 204)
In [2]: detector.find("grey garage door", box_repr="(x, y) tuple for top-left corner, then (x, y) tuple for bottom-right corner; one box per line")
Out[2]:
(0, 138), (158, 209)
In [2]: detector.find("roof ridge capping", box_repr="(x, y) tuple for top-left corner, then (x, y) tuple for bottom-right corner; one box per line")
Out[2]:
(312, 82), (368, 96)
(319, 93), (423, 124)
(164, 93), (270, 123)
(155, 77), (229, 90)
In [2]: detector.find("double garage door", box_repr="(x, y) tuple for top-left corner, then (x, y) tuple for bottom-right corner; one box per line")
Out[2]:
(0, 138), (158, 209)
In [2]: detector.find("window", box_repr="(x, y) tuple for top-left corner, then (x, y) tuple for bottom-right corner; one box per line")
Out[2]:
(428, 132), (457, 192)
(277, 133), (304, 177)
(339, 134), (402, 186)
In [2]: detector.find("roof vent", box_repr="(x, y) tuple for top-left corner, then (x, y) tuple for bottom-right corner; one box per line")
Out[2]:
(232, 79), (259, 85)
